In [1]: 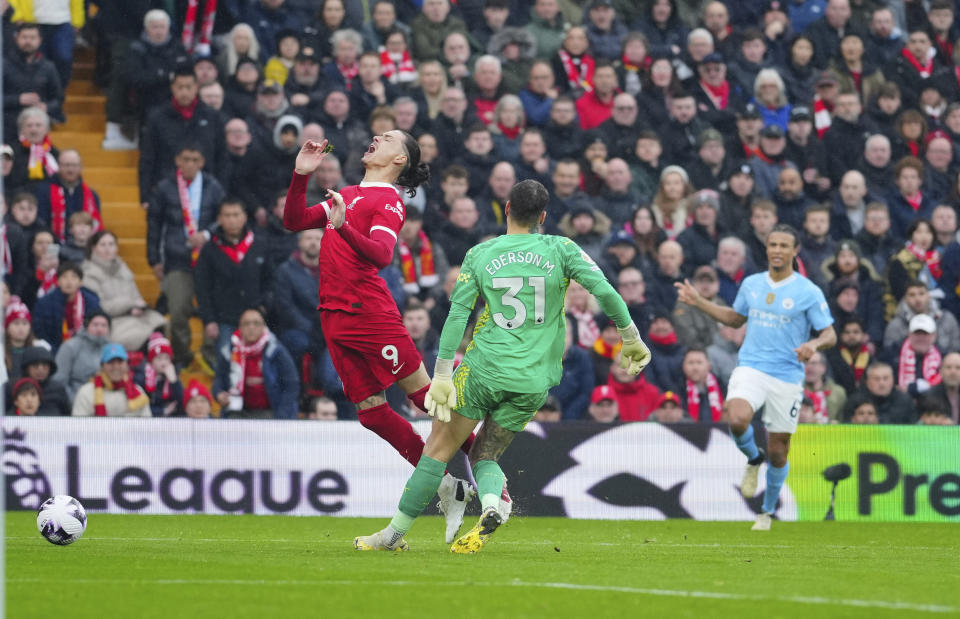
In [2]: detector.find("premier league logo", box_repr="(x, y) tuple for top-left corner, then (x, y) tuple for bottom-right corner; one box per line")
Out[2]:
(3, 427), (52, 510)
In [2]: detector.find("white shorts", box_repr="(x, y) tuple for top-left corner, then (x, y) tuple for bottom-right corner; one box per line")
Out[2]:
(726, 366), (804, 434)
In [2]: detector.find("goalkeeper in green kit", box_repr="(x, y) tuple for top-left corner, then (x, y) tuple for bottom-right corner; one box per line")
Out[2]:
(354, 180), (652, 554)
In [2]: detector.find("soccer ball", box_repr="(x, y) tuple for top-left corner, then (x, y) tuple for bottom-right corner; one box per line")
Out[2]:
(36, 495), (87, 545)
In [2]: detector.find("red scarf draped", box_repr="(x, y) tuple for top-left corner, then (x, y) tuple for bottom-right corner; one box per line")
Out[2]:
(144, 364), (172, 400)
(570, 307), (599, 349)
(21, 135), (58, 180)
(906, 140), (920, 157)
(339, 62), (359, 89)
(700, 80), (729, 109)
(901, 47), (933, 78)
(906, 241), (942, 279)
(49, 182), (102, 242)
(841, 345), (870, 383)
(592, 337), (622, 359)
(228, 328), (271, 410)
(648, 331), (677, 347)
(898, 338), (942, 388)
(803, 386), (831, 423)
(93, 371), (148, 416)
(497, 122), (522, 140)
(558, 49), (595, 93)
(181, 0), (217, 53)
(936, 34), (954, 61)
(380, 47), (416, 83)
(35, 268), (57, 298)
(62, 293), (84, 342)
(398, 229), (438, 293)
(686, 373), (723, 422)
(213, 229), (254, 264)
(176, 170), (201, 266)
(814, 95), (832, 138)
(172, 97), (199, 120)
(621, 53), (650, 73)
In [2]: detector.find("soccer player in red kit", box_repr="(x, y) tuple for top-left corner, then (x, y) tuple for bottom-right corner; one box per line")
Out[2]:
(284, 132), (496, 542)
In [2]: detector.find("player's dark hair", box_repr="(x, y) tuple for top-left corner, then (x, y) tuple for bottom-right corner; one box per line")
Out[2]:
(507, 180), (549, 226)
(397, 130), (430, 198)
(769, 223), (800, 247)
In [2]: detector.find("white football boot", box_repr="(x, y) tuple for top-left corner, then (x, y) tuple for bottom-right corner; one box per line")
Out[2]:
(437, 475), (476, 543)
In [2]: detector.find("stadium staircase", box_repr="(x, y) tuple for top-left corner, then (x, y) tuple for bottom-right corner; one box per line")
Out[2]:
(51, 47), (212, 395)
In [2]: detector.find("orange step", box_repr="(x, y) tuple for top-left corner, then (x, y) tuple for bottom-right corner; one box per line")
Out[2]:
(61, 113), (107, 132)
(99, 186), (142, 202)
(64, 95), (106, 115)
(66, 81), (102, 96)
(83, 166), (138, 186)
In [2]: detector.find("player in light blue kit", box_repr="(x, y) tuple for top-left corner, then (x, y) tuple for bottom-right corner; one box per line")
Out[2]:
(675, 224), (836, 530)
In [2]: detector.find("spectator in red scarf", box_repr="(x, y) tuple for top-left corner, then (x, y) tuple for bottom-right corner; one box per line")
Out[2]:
(645, 313), (686, 392)
(890, 314), (944, 400)
(137, 333), (183, 417)
(8, 107), (59, 192)
(692, 52), (745, 136)
(552, 26), (595, 97)
(826, 316), (873, 395)
(679, 348), (724, 424)
(146, 143), (225, 368)
(885, 28), (947, 109)
(888, 158), (940, 242)
(607, 350), (660, 422)
(72, 343), (150, 417)
(195, 199), (271, 360)
(9, 377), (42, 416)
(395, 207), (448, 301)
(31, 262), (101, 353)
(715, 236), (749, 305)
(803, 351), (847, 423)
(34, 147), (102, 246)
(212, 307), (299, 419)
(884, 279), (960, 353)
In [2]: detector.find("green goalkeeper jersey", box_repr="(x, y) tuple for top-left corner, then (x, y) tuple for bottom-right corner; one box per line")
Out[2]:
(438, 233), (633, 394)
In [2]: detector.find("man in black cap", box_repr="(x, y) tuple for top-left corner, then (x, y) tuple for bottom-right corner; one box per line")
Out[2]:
(784, 105), (830, 198)
(688, 128), (732, 190)
(691, 52), (746, 135)
(749, 124), (794, 199)
(725, 102), (763, 161)
(718, 162), (756, 238)
(286, 46), (326, 117)
(17, 346), (70, 416)
(247, 79), (293, 149)
(678, 189), (723, 269)
(558, 203), (610, 263)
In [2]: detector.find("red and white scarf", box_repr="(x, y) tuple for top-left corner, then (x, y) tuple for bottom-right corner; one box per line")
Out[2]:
(177, 170), (201, 266)
(61, 293), (85, 342)
(380, 47), (417, 84)
(181, 0), (217, 54)
(570, 307), (599, 349)
(21, 135), (58, 180)
(92, 371), (148, 416)
(804, 386), (831, 423)
(35, 267), (57, 299)
(0, 224), (11, 276)
(398, 229), (438, 293)
(901, 46), (933, 78)
(906, 241), (942, 280)
(700, 80), (729, 110)
(228, 328), (271, 410)
(339, 62), (359, 89)
(686, 373), (723, 422)
(49, 182), (102, 243)
(898, 338), (942, 388)
(144, 365), (172, 400)
(213, 229), (254, 264)
(558, 49), (595, 93)
(814, 95), (832, 138)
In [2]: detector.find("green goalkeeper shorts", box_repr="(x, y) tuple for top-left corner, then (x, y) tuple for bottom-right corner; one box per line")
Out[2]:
(452, 360), (548, 433)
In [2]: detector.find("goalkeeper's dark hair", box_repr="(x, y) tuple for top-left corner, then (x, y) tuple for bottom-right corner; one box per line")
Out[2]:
(508, 180), (549, 226)
(397, 130), (430, 198)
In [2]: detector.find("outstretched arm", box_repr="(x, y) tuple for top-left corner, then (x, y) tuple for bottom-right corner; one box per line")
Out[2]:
(795, 325), (837, 362)
(675, 279), (747, 327)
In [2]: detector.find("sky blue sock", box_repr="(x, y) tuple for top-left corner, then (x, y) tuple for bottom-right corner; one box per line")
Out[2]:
(762, 462), (790, 514)
(731, 425), (759, 461)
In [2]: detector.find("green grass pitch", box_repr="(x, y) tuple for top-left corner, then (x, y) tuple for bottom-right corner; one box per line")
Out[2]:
(6, 513), (960, 619)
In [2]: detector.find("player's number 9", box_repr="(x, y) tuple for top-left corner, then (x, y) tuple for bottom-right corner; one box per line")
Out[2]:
(382, 345), (399, 367)
(492, 276), (545, 330)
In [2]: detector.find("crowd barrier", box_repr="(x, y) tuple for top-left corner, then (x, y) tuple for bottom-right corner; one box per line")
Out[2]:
(4, 418), (958, 522)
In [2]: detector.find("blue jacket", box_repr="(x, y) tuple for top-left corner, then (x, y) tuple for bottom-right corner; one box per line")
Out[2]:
(213, 333), (300, 419)
(32, 288), (101, 352)
(272, 256), (320, 335)
(518, 88), (554, 127)
(752, 99), (792, 131)
(550, 346), (595, 421)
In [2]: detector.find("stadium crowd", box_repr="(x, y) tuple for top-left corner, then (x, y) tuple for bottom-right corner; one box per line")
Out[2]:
(3, 0), (960, 426)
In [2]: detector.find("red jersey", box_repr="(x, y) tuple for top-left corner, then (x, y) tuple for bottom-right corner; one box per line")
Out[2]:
(285, 172), (406, 316)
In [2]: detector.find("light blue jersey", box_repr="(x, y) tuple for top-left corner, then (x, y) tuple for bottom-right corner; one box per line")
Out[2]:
(732, 272), (834, 384)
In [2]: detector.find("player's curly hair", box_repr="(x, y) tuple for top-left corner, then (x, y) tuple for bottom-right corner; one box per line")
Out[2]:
(397, 131), (430, 198)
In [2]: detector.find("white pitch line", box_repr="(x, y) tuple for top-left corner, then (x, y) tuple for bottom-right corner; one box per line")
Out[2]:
(6, 577), (957, 614)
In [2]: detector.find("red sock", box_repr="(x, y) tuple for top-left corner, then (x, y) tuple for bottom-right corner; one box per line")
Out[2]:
(358, 403), (425, 466)
(408, 383), (477, 456)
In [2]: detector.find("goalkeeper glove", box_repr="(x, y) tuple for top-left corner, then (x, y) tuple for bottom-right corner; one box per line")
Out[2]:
(424, 359), (456, 423)
(618, 321), (652, 375)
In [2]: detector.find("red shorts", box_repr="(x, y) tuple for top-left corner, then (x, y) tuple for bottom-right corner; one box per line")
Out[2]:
(321, 310), (423, 403)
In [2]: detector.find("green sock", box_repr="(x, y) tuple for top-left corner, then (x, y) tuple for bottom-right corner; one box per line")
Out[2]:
(472, 460), (505, 512)
(388, 455), (446, 535)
